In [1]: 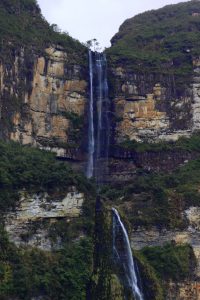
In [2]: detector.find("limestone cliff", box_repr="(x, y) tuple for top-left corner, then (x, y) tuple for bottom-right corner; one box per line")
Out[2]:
(107, 60), (200, 144)
(0, 0), (88, 159)
(5, 187), (85, 250)
(107, 1), (200, 145)
(6, 46), (88, 159)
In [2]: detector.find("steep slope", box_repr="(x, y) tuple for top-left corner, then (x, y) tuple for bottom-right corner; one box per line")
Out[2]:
(108, 1), (200, 75)
(0, 140), (95, 300)
(0, 0), (85, 61)
(2, 1), (200, 299)
(106, 1), (200, 146)
(0, 0), (88, 160)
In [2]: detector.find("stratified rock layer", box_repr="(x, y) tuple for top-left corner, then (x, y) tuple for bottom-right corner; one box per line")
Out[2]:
(0, 45), (88, 159)
(5, 187), (85, 250)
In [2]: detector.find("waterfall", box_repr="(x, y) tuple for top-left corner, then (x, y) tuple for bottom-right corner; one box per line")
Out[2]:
(86, 51), (110, 182)
(87, 51), (142, 299)
(87, 50), (95, 178)
(112, 208), (144, 300)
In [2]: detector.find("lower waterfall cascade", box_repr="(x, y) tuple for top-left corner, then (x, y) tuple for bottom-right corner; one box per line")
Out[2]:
(112, 208), (144, 300)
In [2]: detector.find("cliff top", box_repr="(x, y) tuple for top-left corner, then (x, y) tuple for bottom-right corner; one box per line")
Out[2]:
(107, 1), (200, 75)
(0, 0), (86, 62)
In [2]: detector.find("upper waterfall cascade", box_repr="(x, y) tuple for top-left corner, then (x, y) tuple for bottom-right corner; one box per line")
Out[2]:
(86, 50), (110, 182)
(87, 50), (95, 179)
(112, 208), (144, 300)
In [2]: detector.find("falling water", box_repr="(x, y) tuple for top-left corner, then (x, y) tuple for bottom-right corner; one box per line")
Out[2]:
(87, 52), (142, 298)
(112, 208), (144, 300)
(86, 51), (110, 182)
(87, 50), (95, 178)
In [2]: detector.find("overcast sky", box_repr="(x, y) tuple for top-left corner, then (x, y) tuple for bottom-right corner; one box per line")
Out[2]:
(37, 0), (189, 49)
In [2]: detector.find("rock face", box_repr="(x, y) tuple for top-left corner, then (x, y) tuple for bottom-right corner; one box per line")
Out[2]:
(167, 282), (200, 300)
(5, 187), (84, 250)
(0, 45), (88, 159)
(110, 66), (197, 144)
(130, 206), (200, 299)
(106, 0), (200, 145)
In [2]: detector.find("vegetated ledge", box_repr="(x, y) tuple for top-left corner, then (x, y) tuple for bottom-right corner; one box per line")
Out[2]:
(115, 132), (200, 153)
(0, 140), (96, 299)
(101, 153), (200, 229)
(108, 133), (200, 173)
(0, 140), (95, 214)
(134, 243), (196, 300)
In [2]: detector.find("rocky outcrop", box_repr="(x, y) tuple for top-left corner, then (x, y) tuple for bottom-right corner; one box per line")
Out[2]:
(0, 45), (88, 159)
(167, 281), (200, 300)
(131, 206), (200, 277)
(109, 65), (195, 144)
(108, 149), (200, 182)
(5, 187), (84, 250)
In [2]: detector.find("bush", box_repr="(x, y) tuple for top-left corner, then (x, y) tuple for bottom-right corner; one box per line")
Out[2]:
(141, 243), (196, 281)
(0, 140), (94, 213)
(0, 227), (93, 300)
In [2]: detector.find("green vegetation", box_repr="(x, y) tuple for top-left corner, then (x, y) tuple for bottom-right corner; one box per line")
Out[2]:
(62, 111), (84, 129)
(0, 226), (93, 300)
(107, 1), (200, 76)
(0, 0), (86, 63)
(141, 243), (196, 281)
(135, 243), (196, 299)
(134, 251), (164, 300)
(0, 141), (96, 299)
(0, 140), (94, 212)
(62, 111), (85, 145)
(117, 132), (200, 153)
(101, 155), (200, 228)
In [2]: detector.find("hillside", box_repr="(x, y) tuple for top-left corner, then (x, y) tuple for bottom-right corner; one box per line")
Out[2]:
(107, 1), (200, 75)
(0, 0), (85, 60)
(0, 0), (88, 155)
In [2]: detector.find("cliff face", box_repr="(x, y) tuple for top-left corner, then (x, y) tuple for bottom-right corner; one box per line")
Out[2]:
(2, 45), (88, 158)
(5, 187), (85, 250)
(107, 1), (200, 144)
(0, 140), (95, 300)
(110, 68), (192, 143)
(107, 60), (200, 144)
(0, 0), (88, 160)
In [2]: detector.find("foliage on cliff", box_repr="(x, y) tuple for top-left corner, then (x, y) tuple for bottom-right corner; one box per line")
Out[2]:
(118, 132), (200, 153)
(0, 226), (93, 300)
(0, 0), (86, 61)
(101, 155), (200, 228)
(107, 1), (200, 75)
(0, 140), (95, 212)
(134, 243), (196, 300)
(0, 141), (96, 299)
(141, 243), (196, 281)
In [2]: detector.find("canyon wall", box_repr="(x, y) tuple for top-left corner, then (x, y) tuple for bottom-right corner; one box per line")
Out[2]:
(0, 45), (88, 159)
(108, 60), (200, 144)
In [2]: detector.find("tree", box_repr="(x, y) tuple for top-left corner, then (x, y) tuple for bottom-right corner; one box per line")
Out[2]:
(85, 39), (101, 52)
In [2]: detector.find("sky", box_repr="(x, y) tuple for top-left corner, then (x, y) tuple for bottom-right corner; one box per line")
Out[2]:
(37, 0), (189, 49)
